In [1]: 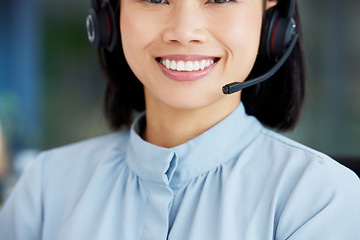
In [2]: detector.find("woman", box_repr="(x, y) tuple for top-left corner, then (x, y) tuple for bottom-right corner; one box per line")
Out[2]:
(1, 0), (360, 239)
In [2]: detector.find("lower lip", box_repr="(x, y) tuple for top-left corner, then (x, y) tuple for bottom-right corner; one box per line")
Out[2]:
(157, 60), (219, 81)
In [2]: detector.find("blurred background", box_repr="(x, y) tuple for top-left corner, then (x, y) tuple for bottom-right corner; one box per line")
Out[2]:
(0, 0), (359, 203)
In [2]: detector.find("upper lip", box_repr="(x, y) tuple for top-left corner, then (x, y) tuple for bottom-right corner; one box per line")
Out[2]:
(156, 54), (220, 62)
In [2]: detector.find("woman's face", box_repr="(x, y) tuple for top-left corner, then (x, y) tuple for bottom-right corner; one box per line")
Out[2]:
(120, 0), (269, 110)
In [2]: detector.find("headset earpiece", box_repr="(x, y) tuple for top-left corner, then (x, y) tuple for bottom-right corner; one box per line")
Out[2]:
(260, 0), (297, 60)
(86, 0), (119, 52)
(223, 0), (299, 95)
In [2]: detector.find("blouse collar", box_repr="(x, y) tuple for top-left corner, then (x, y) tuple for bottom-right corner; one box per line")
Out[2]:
(125, 102), (262, 186)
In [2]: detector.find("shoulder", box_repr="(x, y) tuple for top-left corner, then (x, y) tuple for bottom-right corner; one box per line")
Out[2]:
(258, 128), (331, 162)
(27, 131), (131, 189)
(256, 128), (359, 192)
(253, 129), (360, 238)
(253, 128), (356, 176)
(43, 131), (129, 157)
(27, 131), (131, 206)
(240, 126), (360, 196)
(39, 131), (130, 166)
(0, 131), (131, 239)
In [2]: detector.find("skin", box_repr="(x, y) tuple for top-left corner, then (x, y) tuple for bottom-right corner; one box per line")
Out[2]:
(120, 0), (277, 148)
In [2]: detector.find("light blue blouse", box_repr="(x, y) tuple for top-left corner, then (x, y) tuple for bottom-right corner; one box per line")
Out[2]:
(1, 103), (360, 240)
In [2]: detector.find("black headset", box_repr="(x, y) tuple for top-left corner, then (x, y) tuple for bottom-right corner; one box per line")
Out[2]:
(86, 0), (298, 95)
(260, 0), (297, 60)
(223, 0), (298, 94)
(86, 0), (296, 60)
(86, 0), (296, 59)
(86, 0), (119, 52)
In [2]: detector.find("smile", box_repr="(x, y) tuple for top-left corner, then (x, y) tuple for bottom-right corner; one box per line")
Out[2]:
(159, 58), (216, 72)
(156, 55), (220, 82)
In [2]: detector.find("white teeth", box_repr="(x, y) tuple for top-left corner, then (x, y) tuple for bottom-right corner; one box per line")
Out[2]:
(160, 58), (216, 71)
(193, 61), (200, 71)
(200, 60), (206, 70)
(185, 61), (193, 71)
(166, 59), (171, 69)
(170, 60), (177, 70)
(177, 61), (185, 71)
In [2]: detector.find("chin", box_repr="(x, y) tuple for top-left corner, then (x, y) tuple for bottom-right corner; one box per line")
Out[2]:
(157, 89), (228, 110)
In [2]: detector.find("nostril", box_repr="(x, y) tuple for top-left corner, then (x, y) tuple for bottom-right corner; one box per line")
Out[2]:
(162, 25), (209, 45)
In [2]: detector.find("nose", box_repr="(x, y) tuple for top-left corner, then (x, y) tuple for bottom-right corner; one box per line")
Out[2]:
(162, 4), (209, 45)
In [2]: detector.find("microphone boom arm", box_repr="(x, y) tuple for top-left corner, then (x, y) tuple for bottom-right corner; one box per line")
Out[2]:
(222, 34), (299, 95)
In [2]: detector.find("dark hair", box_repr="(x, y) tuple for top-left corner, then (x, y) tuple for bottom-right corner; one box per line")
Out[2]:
(98, 0), (305, 131)
(243, 4), (305, 131)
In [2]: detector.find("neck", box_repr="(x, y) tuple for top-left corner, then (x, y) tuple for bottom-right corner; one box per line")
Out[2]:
(143, 91), (241, 148)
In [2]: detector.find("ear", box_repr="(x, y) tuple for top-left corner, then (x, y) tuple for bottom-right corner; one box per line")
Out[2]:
(266, 0), (278, 10)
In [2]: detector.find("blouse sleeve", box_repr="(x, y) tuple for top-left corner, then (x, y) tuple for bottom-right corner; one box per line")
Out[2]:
(0, 153), (45, 240)
(275, 160), (360, 240)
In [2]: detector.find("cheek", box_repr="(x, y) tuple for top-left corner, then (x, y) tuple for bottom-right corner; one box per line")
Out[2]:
(120, 9), (143, 61)
(224, 13), (262, 55)
(216, 10), (263, 78)
(120, 5), (161, 53)
(120, 10), (152, 83)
